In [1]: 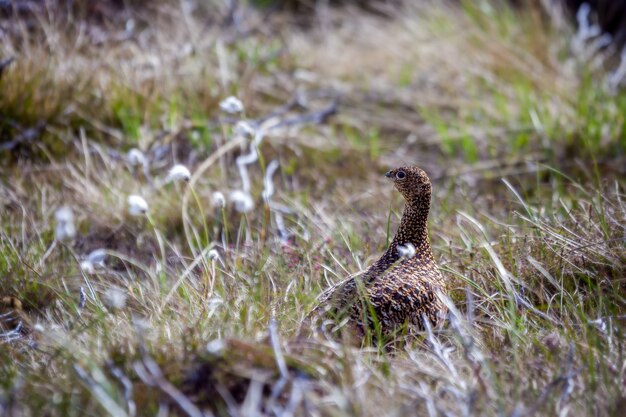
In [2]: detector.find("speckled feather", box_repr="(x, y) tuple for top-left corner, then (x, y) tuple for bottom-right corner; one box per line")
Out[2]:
(311, 166), (447, 337)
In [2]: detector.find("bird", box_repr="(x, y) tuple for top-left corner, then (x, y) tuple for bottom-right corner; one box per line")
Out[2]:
(310, 166), (447, 340)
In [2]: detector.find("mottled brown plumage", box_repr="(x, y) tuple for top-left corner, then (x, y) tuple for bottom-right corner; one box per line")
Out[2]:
(312, 166), (447, 338)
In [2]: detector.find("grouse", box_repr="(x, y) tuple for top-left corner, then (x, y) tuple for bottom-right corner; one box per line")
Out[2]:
(311, 166), (447, 338)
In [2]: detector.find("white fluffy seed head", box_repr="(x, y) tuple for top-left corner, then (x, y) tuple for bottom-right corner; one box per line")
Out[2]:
(219, 96), (244, 114)
(55, 206), (73, 223)
(212, 191), (226, 208)
(208, 249), (220, 260)
(165, 164), (191, 183)
(80, 260), (95, 274)
(127, 148), (147, 167)
(127, 195), (148, 216)
(397, 243), (417, 259)
(104, 287), (127, 309)
(54, 206), (76, 241)
(80, 249), (107, 274)
(206, 339), (226, 354)
(229, 190), (254, 213)
(54, 222), (76, 241)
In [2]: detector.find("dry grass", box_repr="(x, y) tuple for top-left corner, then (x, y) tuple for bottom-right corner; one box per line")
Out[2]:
(1, 1), (625, 416)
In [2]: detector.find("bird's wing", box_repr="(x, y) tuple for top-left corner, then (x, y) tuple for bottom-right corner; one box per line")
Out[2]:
(363, 258), (444, 326)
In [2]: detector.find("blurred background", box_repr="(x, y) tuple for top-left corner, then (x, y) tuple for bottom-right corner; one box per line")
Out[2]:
(1, 1), (625, 416)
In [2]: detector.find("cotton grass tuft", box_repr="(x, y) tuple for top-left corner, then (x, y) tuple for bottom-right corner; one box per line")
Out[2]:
(104, 287), (127, 309)
(127, 148), (147, 167)
(219, 96), (244, 114)
(80, 249), (107, 274)
(54, 206), (76, 241)
(165, 164), (191, 183)
(211, 191), (226, 208)
(229, 190), (254, 213)
(128, 195), (149, 216)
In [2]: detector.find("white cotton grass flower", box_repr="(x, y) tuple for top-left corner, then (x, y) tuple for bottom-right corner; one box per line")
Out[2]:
(219, 96), (244, 114)
(104, 287), (127, 309)
(127, 195), (148, 216)
(54, 206), (76, 241)
(206, 339), (226, 354)
(397, 243), (416, 259)
(127, 148), (147, 167)
(234, 120), (255, 138)
(207, 248), (220, 260)
(229, 190), (254, 213)
(80, 260), (96, 274)
(55, 206), (73, 223)
(80, 249), (107, 274)
(211, 191), (226, 208)
(165, 164), (191, 183)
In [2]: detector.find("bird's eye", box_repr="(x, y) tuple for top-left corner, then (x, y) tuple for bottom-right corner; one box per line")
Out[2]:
(396, 171), (406, 179)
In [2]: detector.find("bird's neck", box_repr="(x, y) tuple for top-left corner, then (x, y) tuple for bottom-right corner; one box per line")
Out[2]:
(358, 192), (433, 284)
(386, 193), (432, 260)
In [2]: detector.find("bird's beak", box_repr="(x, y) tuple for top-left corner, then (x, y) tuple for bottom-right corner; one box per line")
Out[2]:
(385, 170), (393, 178)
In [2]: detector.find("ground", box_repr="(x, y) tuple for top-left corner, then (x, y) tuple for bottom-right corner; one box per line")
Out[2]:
(1, 1), (625, 416)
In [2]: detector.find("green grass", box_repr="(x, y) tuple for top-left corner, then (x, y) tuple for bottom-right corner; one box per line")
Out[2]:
(1, 1), (625, 416)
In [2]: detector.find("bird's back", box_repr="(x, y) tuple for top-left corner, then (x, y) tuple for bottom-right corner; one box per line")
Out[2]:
(359, 254), (446, 334)
(311, 250), (446, 338)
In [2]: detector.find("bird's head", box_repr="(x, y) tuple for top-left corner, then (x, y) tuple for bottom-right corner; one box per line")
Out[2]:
(385, 166), (432, 202)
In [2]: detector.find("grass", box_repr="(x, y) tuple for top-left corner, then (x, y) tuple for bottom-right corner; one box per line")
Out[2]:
(1, 1), (625, 416)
